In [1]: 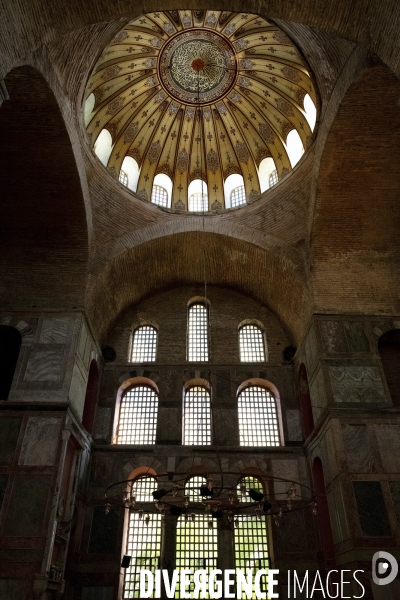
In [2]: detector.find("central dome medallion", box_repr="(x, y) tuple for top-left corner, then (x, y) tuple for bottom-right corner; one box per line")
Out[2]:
(84, 10), (317, 213)
(160, 31), (236, 103)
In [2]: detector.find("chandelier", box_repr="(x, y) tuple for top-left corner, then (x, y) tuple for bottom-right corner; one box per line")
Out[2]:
(104, 472), (317, 528)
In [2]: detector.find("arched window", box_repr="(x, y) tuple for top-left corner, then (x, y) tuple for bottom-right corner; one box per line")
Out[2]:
(121, 156), (140, 192)
(151, 184), (168, 207)
(238, 385), (280, 447)
(116, 385), (158, 444)
(94, 128), (112, 166)
(285, 129), (304, 168)
(187, 302), (209, 361)
(237, 475), (264, 503)
(183, 386), (211, 445)
(185, 475), (207, 502)
(239, 324), (266, 362)
(0, 325), (22, 400)
(119, 169), (128, 186)
(188, 179), (208, 211)
(258, 157), (277, 193)
(176, 514), (217, 596)
(230, 185), (246, 208)
(268, 169), (278, 187)
(130, 325), (158, 362)
(224, 173), (245, 208)
(130, 475), (158, 502)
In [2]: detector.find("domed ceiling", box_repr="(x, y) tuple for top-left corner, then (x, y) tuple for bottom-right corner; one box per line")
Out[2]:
(84, 10), (317, 212)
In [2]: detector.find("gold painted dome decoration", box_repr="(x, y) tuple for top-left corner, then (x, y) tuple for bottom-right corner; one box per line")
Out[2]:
(84, 10), (317, 212)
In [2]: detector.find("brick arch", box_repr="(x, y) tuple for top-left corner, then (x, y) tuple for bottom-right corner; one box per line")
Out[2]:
(311, 64), (400, 315)
(0, 65), (88, 310)
(0, 317), (34, 343)
(87, 231), (312, 345)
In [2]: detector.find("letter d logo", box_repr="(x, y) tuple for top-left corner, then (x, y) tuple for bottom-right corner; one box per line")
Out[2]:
(372, 551), (398, 586)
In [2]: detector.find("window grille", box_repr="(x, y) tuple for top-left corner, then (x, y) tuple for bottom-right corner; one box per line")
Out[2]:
(151, 184), (169, 207)
(238, 386), (280, 447)
(116, 386), (158, 445)
(187, 303), (209, 361)
(189, 192), (208, 212)
(237, 476), (264, 503)
(175, 514), (218, 598)
(239, 325), (266, 362)
(268, 169), (278, 187)
(130, 326), (157, 362)
(124, 512), (161, 599)
(183, 386), (211, 445)
(230, 185), (246, 208)
(119, 169), (129, 187)
(131, 476), (158, 502)
(234, 514), (269, 599)
(185, 476), (207, 502)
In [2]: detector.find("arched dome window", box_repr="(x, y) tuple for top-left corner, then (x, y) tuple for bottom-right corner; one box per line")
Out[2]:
(130, 475), (158, 502)
(237, 384), (281, 447)
(94, 128), (112, 166)
(116, 384), (158, 445)
(239, 322), (267, 362)
(187, 300), (209, 361)
(120, 156), (140, 192)
(183, 385), (211, 445)
(285, 129), (304, 168)
(130, 325), (158, 362)
(269, 169), (278, 188)
(304, 94), (317, 131)
(188, 179), (208, 212)
(185, 475), (207, 502)
(119, 169), (128, 187)
(151, 173), (172, 208)
(258, 157), (278, 193)
(224, 173), (246, 208)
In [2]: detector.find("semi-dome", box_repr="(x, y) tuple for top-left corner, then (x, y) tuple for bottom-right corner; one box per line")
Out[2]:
(84, 10), (317, 212)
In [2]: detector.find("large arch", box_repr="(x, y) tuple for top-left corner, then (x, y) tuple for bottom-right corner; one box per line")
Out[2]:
(311, 64), (400, 315)
(86, 231), (313, 345)
(0, 66), (88, 310)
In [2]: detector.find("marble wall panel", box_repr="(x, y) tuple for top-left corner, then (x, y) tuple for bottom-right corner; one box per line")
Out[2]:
(40, 317), (70, 344)
(93, 407), (112, 441)
(286, 409), (302, 441)
(19, 416), (62, 465)
(0, 417), (21, 465)
(0, 474), (8, 511)
(304, 323), (319, 377)
(342, 425), (375, 473)
(309, 366), (328, 422)
(353, 481), (391, 536)
(329, 365), (385, 403)
(158, 407), (181, 443)
(272, 459), (300, 498)
(24, 347), (64, 382)
(82, 588), (114, 600)
(88, 506), (120, 554)
(0, 580), (32, 600)
(69, 361), (88, 418)
(374, 425), (400, 473)
(3, 474), (51, 536)
(344, 322), (370, 353)
(212, 406), (238, 445)
(389, 481), (400, 524)
(319, 320), (348, 353)
(273, 510), (306, 553)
